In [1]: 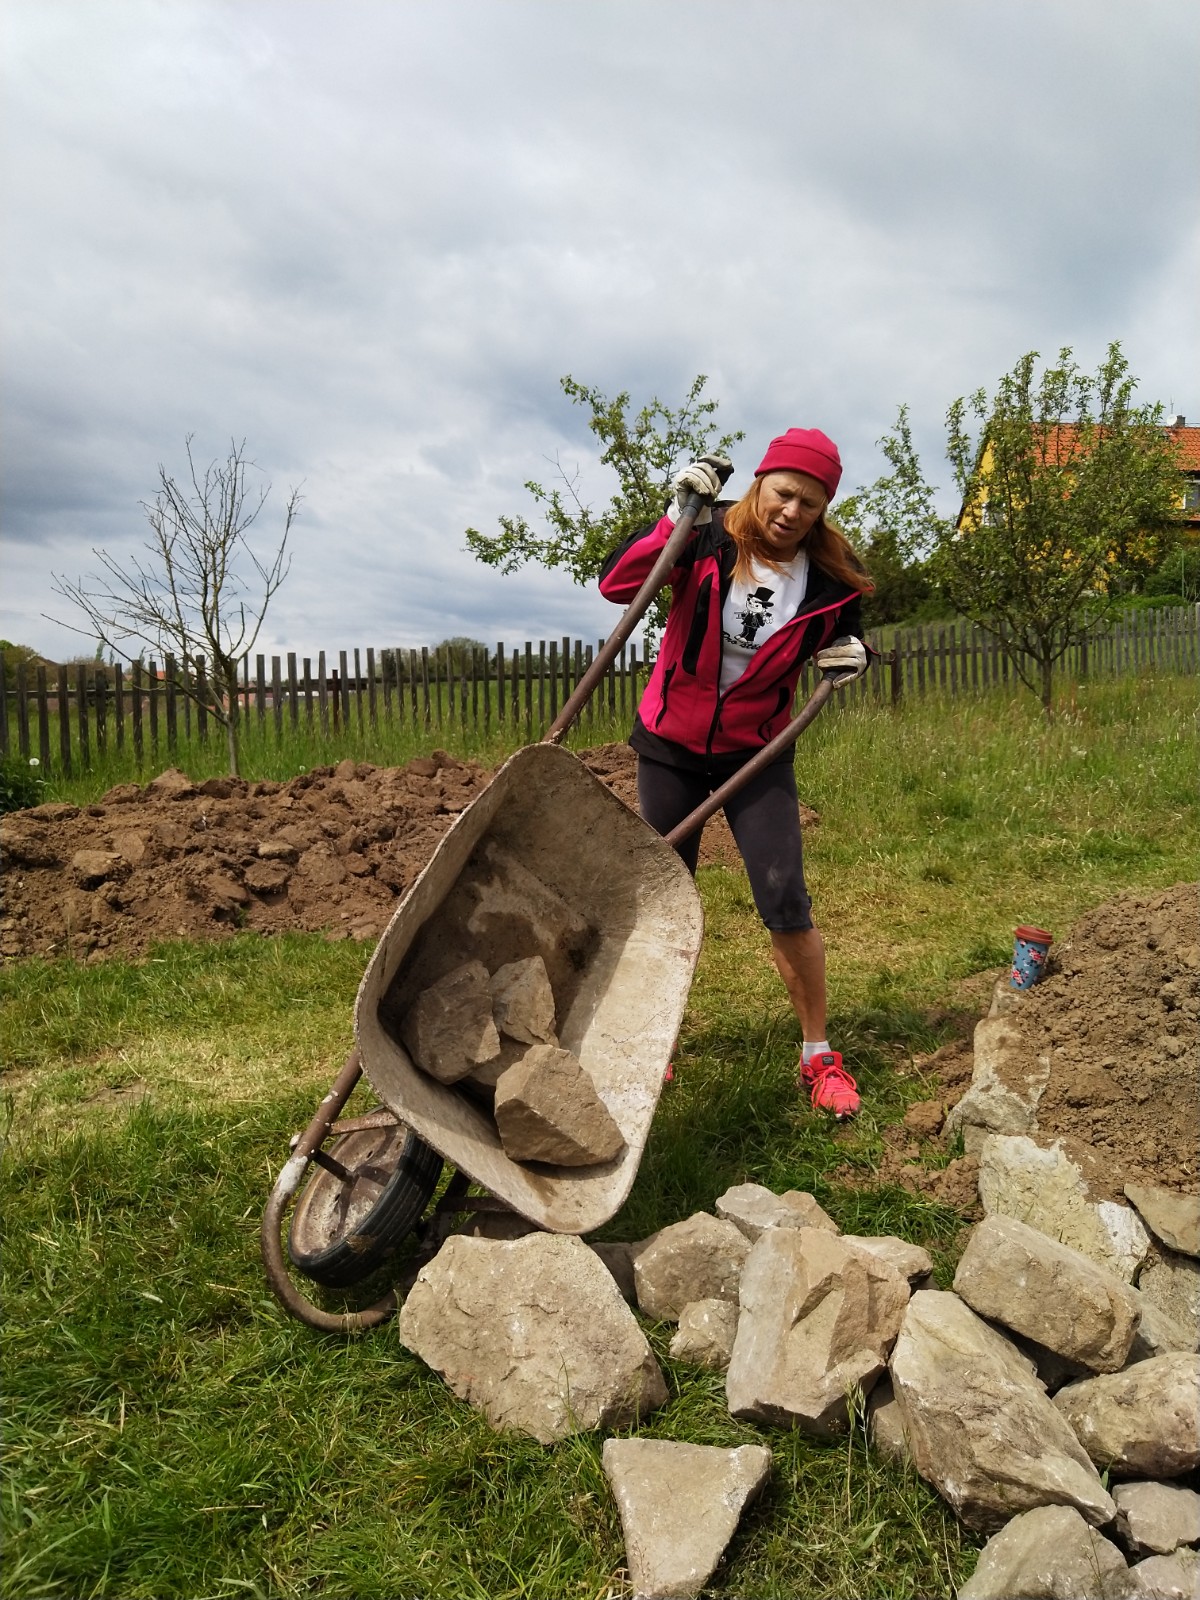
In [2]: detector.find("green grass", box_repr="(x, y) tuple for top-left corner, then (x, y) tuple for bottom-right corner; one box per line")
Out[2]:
(3, 670), (1197, 1598)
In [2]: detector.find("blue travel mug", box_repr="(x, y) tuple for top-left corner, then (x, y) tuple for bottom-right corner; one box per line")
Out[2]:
(1010, 926), (1053, 989)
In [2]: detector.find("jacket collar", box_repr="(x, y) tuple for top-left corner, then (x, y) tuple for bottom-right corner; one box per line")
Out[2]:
(709, 505), (860, 617)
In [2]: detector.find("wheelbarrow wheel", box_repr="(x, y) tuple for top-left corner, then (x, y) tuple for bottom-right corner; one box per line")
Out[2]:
(286, 1114), (443, 1289)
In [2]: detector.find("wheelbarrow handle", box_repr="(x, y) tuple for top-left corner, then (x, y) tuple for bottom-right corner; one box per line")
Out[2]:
(663, 670), (844, 849)
(543, 490), (711, 746)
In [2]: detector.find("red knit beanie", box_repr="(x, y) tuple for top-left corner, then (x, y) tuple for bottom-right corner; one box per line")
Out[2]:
(754, 428), (842, 498)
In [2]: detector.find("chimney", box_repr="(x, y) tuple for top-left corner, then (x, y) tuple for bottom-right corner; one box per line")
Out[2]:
(1166, 414), (1186, 427)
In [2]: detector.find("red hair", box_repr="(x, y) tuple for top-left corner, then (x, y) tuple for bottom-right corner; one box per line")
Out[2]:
(722, 478), (873, 591)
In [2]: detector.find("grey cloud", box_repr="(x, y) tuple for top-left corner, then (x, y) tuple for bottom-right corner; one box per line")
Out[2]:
(3, 0), (1195, 659)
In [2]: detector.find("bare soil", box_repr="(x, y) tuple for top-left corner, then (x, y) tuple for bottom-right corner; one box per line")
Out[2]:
(1005, 883), (1200, 1199)
(836, 884), (1200, 1206)
(4, 751), (1194, 1207)
(0, 744), (795, 963)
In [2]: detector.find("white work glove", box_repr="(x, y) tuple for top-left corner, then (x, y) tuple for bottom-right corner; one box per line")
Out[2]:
(815, 636), (868, 685)
(668, 455), (733, 525)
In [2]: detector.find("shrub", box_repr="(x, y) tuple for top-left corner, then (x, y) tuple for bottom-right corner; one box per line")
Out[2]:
(0, 755), (46, 815)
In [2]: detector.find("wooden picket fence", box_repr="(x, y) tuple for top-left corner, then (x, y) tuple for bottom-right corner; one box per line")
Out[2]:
(2, 605), (1195, 779)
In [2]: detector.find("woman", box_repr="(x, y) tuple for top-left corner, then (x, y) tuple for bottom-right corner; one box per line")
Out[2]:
(598, 428), (872, 1117)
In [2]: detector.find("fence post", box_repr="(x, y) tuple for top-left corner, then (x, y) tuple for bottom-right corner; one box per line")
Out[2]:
(54, 662), (70, 774)
(165, 655), (178, 752)
(195, 656), (209, 744)
(353, 648), (364, 734)
(318, 651), (329, 734)
(471, 647), (480, 730)
(483, 646), (492, 732)
(94, 667), (108, 755)
(148, 662), (160, 756)
(114, 664), (124, 751)
(131, 661), (144, 764)
(381, 650), (393, 724)
(36, 666), (51, 771)
(538, 641), (546, 733)
(338, 651), (351, 732)
(255, 656), (267, 725)
(14, 665), (29, 758)
(421, 647), (431, 727)
(331, 668), (341, 732)
(273, 657), (284, 741)
(524, 642), (533, 734)
(289, 651), (301, 730)
(889, 648), (901, 707)
(303, 658), (314, 726)
(75, 665), (91, 769)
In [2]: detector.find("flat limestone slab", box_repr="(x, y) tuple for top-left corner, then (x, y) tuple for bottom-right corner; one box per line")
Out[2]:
(953, 1213), (1141, 1371)
(602, 1438), (771, 1599)
(1053, 1353), (1200, 1478)
(958, 1505), (1141, 1600)
(398, 1233), (666, 1444)
(977, 1134), (1150, 1281)
(1125, 1184), (1200, 1260)
(889, 1290), (1115, 1532)
(355, 743), (704, 1235)
(726, 1227), (909, 1437)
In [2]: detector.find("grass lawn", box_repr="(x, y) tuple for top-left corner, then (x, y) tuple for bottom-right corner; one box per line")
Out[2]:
(2, 672), (1196, 1599)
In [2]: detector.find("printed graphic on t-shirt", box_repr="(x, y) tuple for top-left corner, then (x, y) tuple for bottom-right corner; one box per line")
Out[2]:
(727, 586), (777, 648)
(729, 585), (784, 646)
(718, 551), (810, 696)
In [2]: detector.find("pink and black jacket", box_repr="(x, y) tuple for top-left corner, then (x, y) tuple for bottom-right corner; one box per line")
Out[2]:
(598, 504), (871, 766)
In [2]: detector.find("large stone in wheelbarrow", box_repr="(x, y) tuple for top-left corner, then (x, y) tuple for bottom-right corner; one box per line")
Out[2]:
(398, 1232), (668, 1444)
(399, 959), (500, 1084)
(489, 955), (557, 1045)
(494, 1043), (624, 1166)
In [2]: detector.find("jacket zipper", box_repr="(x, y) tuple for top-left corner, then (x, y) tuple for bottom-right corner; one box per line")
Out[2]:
(703, 592), (859, 757)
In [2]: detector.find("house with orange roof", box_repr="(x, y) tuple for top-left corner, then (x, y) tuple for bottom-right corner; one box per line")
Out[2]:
(1164, 416), (1200, 531)
(958, 415), (1200, 538)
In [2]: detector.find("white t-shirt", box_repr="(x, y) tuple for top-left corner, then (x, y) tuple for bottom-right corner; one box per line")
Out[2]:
(719, 550), (810, 693)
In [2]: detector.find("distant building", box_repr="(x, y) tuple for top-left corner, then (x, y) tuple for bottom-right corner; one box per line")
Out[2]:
(957, 416), (1200, 538)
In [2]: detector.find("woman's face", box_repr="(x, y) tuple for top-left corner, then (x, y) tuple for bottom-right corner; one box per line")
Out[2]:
(758, 470), (827, 557)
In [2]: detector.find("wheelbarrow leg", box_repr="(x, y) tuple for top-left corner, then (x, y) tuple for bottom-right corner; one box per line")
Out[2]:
(260, 1049), (398, 1333)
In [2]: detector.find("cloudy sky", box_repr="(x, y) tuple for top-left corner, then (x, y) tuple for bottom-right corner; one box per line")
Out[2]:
(3, 0), (1196, 662)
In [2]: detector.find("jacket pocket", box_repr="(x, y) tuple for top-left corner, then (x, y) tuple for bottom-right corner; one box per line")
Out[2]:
(756, 684), (791, 742)
(681, 575), (712, 675)
(655, 664), (676, 729)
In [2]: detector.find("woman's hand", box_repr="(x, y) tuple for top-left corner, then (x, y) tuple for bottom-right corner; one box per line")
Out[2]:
(669, 455), (733, 525)
(815, 636), (868, 684)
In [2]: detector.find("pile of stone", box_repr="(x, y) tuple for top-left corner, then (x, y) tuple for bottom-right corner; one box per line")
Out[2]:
(399, 954), (624, 1167)
(398, 1172), (1199, 1599)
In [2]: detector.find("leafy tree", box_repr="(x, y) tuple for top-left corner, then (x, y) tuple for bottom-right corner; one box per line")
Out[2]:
(930, 343), (1182, 712)
(0, 641), (46, 693)
(52, 438), (300, 775)
(1143, 544), (1200, 603)
(836, 407), (946, 627)
(466, 374), (743, 638)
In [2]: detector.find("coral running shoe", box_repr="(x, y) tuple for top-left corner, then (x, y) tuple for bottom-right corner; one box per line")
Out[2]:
(800, 1051), (860, 1119)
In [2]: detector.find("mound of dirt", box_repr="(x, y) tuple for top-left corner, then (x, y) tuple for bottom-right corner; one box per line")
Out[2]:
(0, 745), (794, 964)
(1013, 882), (1199, 1198)
(843, 884), (1199, 1208)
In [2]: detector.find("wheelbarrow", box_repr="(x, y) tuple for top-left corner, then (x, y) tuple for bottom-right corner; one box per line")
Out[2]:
(261, 486), (848, 1332)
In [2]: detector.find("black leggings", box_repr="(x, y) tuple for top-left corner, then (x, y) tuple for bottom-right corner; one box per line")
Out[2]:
(636, 754), (813, 932)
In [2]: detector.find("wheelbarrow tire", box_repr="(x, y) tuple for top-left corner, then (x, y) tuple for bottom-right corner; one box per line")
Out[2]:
(287, 1117), (443, 1289)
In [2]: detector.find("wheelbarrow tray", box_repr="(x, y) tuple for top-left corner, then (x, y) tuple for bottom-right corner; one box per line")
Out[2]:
(353, 742), (704, 1237)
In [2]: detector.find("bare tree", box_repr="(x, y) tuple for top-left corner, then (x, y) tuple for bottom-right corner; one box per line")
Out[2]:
(52, 437), (300, 775)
